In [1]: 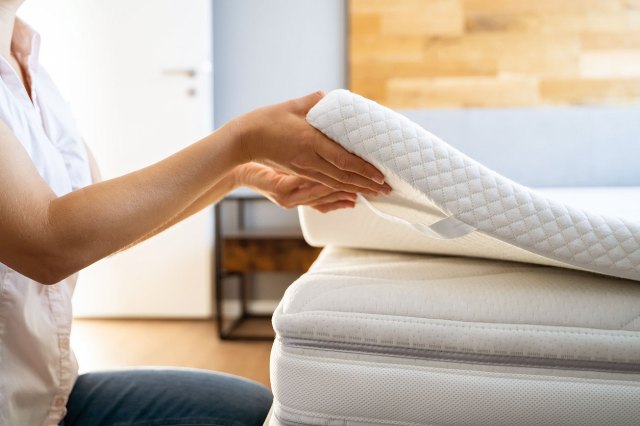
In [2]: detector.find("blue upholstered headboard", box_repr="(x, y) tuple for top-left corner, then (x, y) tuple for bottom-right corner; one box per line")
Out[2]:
(402, 107), (640, 187)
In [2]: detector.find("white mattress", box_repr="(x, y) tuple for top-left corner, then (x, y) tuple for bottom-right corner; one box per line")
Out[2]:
(271, 90), (640, 424)
(270, 247), (640, 426)
(301, 90), (640, 282)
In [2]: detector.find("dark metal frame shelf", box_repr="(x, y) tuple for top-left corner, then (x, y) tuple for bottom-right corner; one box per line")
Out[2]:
(213, 193), (302, 341)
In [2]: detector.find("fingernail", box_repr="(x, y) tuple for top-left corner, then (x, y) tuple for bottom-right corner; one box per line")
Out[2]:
(372, 174), (384, 184)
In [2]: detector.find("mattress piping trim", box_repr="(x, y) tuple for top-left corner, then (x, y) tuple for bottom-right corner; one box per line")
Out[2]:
(278, 337), (640, 375)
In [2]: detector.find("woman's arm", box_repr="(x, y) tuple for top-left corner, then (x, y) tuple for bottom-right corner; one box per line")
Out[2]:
(128, 162), (359, 249)
(0, 120), (241, 284)
(0, 91), (388, 284)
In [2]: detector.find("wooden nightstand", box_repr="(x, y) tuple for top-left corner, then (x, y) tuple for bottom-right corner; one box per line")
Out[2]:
(214, 189), (322, 340)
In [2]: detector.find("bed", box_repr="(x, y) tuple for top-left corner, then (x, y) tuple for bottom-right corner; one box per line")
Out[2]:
(269, 90), (640, 425)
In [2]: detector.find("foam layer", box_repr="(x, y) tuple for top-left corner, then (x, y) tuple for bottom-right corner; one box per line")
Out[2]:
(304, 89), (640, 281)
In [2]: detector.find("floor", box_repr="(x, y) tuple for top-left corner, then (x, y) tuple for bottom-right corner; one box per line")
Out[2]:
(71, 319), (274, 388)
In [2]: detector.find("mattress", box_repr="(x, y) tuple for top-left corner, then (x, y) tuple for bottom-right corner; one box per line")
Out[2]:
(270, 90), (640, 424)
(270, 247), (640, 426)
(301, 89), (640, 282)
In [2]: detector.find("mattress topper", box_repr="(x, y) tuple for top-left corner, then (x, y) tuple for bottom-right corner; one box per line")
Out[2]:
(304, 89), (640, 282)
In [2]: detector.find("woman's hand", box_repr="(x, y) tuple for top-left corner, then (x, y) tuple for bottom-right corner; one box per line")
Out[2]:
(225, 91), (391, 197)
(237, 163), (357, 213)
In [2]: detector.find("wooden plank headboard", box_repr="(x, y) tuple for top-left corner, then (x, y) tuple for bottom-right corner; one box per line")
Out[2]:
(349, 0), (640, 108)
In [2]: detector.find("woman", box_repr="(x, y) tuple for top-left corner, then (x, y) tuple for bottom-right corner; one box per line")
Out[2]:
(0, 1), (390, 425)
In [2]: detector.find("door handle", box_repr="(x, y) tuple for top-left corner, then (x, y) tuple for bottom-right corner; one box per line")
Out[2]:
(162, 68), (197, 78)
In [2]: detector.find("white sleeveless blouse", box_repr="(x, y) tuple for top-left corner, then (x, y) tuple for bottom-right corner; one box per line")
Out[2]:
(0, 19), (92, 425)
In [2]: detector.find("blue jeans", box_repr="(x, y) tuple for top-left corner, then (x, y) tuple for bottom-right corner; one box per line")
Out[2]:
(61, 369), (272, 426)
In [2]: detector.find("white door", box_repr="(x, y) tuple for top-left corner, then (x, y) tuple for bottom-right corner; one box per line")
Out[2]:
(20, 0), (214, 317)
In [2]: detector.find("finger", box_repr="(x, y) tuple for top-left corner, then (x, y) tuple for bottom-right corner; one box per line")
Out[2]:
(307, 154), (390, 194)
(291, 90), (326, 115)
(306, 191), (357, 206)
(250, 163), (309, 193)
(277, 175), (309, 193)
(299, 169), (382, 195)
(313, 133), (386, 185)
(287, 182), (335, 205)
(311, 200), (357, 213)
(292, 188), (356, 207)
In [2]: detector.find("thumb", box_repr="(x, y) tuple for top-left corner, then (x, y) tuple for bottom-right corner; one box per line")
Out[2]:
(293, 90), (326, 114)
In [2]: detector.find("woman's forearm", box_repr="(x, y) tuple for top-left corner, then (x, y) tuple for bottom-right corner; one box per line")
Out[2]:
(42, 128), (242, 283)
(125, 167), (241, 249)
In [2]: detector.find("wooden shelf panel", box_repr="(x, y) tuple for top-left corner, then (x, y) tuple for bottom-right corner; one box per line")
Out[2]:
(223, 228), (304, 239)
(222, 238), (322, 273)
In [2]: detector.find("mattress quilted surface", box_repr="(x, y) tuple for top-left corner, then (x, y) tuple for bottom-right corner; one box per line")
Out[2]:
(270, 247), (640, 425)
(303, 90), (640, 282)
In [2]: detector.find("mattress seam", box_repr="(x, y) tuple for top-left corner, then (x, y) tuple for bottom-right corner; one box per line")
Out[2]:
(278, 311), (640, 339)
(279, 337), (640, 374)
(276, 342), (640, 384)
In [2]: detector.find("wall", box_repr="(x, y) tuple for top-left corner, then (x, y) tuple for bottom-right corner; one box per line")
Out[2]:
(402, 107), (640, 187)
(350, 0), (640, 108)
(213, 0), (347, 127)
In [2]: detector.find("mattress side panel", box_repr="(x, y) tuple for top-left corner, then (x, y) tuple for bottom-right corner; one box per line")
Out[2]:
(273, 310), (640, 373)
(274, 247), (640, 368)
(270, 340), (640, 426)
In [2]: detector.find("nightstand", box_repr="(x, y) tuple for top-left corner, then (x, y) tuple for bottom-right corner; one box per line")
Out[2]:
(214, 188), (322, 340)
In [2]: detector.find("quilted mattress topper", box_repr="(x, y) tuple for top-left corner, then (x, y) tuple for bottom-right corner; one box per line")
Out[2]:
(303, 89), (640, 282)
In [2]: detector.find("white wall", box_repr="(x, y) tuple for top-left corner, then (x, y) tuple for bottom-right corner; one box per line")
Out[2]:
(213, 0), (347, 128)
